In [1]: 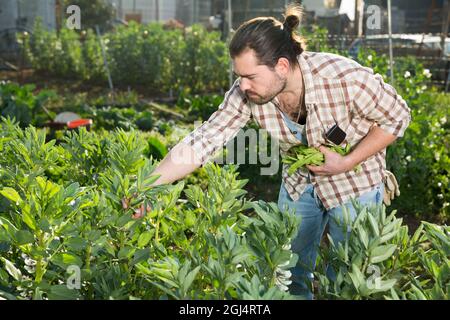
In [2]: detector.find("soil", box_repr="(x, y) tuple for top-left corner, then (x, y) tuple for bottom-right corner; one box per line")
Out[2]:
(0, 69), (175, 102)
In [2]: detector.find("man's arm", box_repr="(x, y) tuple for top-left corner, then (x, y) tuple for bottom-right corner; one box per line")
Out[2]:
(344, 125), (396, 168)
(308, 68), (411, 176)
(151, 81), (251, 184)
(130, 81), (251, 217)
(150, 143), (203, 186)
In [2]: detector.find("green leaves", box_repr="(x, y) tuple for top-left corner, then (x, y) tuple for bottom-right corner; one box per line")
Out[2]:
(282, 145), (324, 175)
(118, 247), (136, 260)
(385, 87), (450, 221)
(137, 231), (153, 248)
(316, 204), (402, 299)
(2, 258), (22, 281)
(24, 20), (229, 94)
(35, 176), (61, 199)
(65, 237), (88, 252)
(282, 144), (361, 175)
(316, 202), (449, 300)
(0, 82), (55, 127)
(348, 264), (366, 293)
(0, 187), (22, 205)
(180, 264), (201, 296)
(14, 230), (34, 245)
(235, 275), (291, 300)
(147, 136), (167, 160)
(0, 114), (447, 300)
(369, 244), (397, 264)
(51, 253), (83, 269)
(22, 208), (37, 231)
(47, 285), (81, 300)
(139, 257), (201, 300)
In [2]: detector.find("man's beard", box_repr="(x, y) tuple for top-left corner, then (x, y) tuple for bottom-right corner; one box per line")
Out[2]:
(245, 75), (287, 105)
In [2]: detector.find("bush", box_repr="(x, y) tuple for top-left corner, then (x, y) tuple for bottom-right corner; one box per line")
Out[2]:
(316, 202), (449, 300)
(176, 91), (223, 120)
(23, 20), (229, 95)
(0, 119), (299, 300)
(354, 50), (449, 222)
(0, 81), (56, 127)
(62, 0), (116, 32)
(386, 92), (450, 222)
(0, 118), (448, 300)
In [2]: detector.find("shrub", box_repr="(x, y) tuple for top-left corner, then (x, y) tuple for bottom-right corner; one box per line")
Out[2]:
(0, 120), (299, 300)
(0, 81), (56, 127)
(23, 20), (229, 95)
(315, 202), (449, 300)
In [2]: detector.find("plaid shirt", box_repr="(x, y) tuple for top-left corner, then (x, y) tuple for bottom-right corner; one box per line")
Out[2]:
(180, 51), (411, 209)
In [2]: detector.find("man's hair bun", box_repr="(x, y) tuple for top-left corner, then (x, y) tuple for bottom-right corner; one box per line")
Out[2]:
(282, 4), (303, 33)
(283, 14), (300, 32)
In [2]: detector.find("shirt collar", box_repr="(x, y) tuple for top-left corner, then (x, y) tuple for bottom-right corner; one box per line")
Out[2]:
(297, 51), (318, 106)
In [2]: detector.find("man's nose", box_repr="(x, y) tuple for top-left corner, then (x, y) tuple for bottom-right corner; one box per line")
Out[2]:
(239, 78), (251, 92)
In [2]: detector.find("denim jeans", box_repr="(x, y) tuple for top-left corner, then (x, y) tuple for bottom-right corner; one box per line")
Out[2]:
(277, 182), (384, 299)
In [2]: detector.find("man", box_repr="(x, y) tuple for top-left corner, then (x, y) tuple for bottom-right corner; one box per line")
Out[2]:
(131, 5), (411, 298)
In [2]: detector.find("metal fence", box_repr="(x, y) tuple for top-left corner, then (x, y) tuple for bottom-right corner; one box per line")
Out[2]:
(323, 33), (449, 89)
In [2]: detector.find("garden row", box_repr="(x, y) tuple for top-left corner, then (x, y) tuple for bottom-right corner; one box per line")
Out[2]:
(1, 75), (448, 222)
(0, 120), (448, 300)
(0, 119), (298, 299)
(21, 20), (230, 94)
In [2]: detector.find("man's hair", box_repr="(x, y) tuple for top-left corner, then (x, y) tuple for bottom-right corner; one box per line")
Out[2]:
(229, 3), (305, 69)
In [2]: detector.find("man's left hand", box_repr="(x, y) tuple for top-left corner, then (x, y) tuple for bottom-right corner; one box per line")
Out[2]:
(306, 145), (354, 176)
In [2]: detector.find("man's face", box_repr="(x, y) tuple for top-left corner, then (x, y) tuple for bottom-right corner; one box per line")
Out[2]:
(233, 49), (287, 105)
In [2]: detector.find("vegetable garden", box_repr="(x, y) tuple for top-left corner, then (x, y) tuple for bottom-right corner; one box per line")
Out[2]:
(0, 20), (448, 300)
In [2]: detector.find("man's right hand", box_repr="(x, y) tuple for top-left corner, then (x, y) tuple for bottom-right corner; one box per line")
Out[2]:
(121, 195), (152, 219)
(119, 143), (202, 219)
(132, 202), (152, 219)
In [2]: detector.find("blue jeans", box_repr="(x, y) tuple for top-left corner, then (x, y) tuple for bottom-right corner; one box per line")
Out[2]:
(277, 182), (384, 299)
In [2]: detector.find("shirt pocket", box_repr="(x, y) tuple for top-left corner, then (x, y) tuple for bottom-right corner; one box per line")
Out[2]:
(344, 115), (375, 147)
(325, 99), (374, 148)
(317, 102), (352, 147)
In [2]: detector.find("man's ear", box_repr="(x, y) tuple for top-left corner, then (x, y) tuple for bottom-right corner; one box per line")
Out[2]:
(274, 57), (290, 76)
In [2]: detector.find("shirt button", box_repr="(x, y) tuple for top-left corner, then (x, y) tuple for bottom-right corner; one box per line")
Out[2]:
(292, 131), (298, 134)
